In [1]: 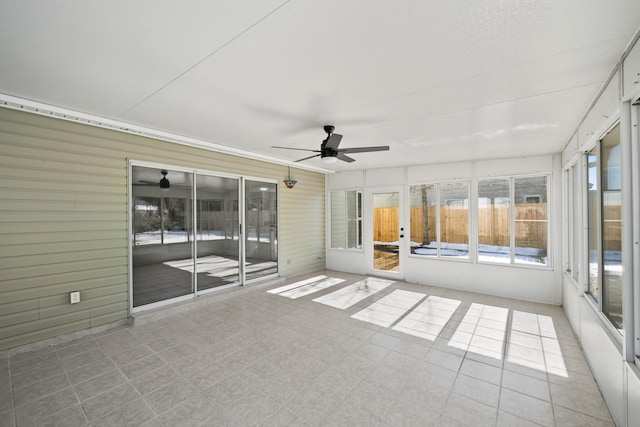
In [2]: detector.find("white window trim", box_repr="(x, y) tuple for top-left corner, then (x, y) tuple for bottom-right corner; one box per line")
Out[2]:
(408, 180), (472, 262)
(476, 173), (552, 270)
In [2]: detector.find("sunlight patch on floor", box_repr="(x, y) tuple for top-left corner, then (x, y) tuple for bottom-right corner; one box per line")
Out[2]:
(393, 295), (461, 340)
(448, 303), (509, 359)
(351, 290), (425, 327)
(312, 277), (395, 309)
(268, 275), (328, 294)
(507, 311), (568, 377)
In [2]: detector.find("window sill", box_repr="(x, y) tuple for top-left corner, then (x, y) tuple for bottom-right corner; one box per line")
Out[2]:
(408, 254), (472, 263)
(328, 247), (364, 253)
(476, 260), (552, 271)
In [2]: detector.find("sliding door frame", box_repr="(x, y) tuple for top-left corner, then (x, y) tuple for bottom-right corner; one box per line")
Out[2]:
(128, 161), (280, 314)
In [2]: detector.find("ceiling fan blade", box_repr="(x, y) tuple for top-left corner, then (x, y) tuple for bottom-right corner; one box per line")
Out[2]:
(337, 153), (356, 163)
(272, 146), (319, 152)
(324, 133), (343, 150)
(339, 145), (389, 154)
(295, 153), (322, 162)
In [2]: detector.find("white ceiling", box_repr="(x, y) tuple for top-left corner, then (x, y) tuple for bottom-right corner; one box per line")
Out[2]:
(1, 1), (639, 172)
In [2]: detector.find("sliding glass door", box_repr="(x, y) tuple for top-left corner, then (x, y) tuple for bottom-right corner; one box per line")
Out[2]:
(195, 174), (240, 291)
(244, 180), (278, 281)
(132, 166), (194, 307)
(131, 165), (278, 309)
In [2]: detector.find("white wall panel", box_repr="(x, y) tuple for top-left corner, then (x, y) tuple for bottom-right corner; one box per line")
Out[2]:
(562, 278), (581, 340)
(327, 170), (364, 189)
(405, 258), (555, 303)
(364, 167), (404, 187)
(578, 71), (621, 150)
(475, 155), (552, 177)
(407, 162), (472, 183)
(623, 39), (640, 98)
(579, 298), (625, 426)
(627, 365), (640, 426)
(562, 134), (579, 166)
(326, 250), (367, 275)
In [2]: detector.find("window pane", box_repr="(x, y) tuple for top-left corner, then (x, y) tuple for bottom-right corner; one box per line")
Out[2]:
(196, 175), (239, 291)
(331, 191), (348, 249)
(346, 190), (360, 249)
(601, 124), (622, 330)
(410, 185), (437, 256)
(331, 190), (361, 250)
(245, 180), (277, 281)
(131, 166), (194, 307)
(571, 164), (581, 281)
(565, 169), (573, 273)
(587, 148), (600, 301)
(440, 182), (469, 258)
(514, 176), (548, 265)
(478, 178), (510, 263)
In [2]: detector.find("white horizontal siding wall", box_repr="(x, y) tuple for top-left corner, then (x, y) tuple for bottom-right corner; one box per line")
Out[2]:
(0, 108), (325, 350)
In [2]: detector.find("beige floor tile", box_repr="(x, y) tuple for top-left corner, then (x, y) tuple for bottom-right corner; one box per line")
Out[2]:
(452, 373), (500, 407)
(459, 358), (502, 385)
(553, 405), (616, 427)
(3, 272), (616, 427)
(442, 392), (497, 426)
(499, 388), (554, 426)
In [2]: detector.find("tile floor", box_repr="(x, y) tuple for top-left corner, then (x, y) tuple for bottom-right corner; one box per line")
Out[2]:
(0, 270), (615, 426)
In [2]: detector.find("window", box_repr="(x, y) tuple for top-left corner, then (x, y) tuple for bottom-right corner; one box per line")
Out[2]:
(478, 175), (549, 266)
(410, 181), (470, 258)
(564, 163), (581, 281)
(330, 190), (362, 249)
(587, 124), (622, 331)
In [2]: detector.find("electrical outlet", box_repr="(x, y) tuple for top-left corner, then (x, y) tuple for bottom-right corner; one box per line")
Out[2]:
(70, 291), (80, 304)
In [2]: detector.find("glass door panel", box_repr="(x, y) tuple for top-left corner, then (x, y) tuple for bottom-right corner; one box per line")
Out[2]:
(195, 175), (239, 291)
(132, 166), (194, 307)
(372, 191), (401, 273)
(244, 180), (278, 281)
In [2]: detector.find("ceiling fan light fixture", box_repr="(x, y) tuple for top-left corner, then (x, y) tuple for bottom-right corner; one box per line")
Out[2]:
(159, 170), (170, 191)
(321, 155), (338, 164)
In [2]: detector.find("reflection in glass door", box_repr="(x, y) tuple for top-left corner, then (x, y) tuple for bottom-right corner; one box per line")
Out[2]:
(132, 166), (194, 307)
(131, 166), (279, 310)
(195, 175), (239, 291)
(244, 180), (278, 281)
(372, 191), (401, 274)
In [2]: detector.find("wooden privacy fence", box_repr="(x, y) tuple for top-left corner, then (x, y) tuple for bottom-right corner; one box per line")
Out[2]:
(374, 203), (551, 248)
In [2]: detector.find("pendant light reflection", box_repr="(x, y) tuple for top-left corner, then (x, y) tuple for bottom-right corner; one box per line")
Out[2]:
(159, 169), (170, 191)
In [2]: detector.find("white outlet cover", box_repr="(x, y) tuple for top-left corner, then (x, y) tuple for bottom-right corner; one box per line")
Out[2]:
(70, 291), (80, 304)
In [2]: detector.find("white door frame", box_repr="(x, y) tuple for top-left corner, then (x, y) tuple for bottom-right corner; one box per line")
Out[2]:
(365, 185), (406, 279)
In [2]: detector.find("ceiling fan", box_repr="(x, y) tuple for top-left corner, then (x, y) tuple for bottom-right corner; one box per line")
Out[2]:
(272, 125), (389, 163)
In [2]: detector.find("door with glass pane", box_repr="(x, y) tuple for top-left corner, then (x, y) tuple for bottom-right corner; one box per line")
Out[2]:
(367, 187), (404, 277)
(244, 180), (278, 281)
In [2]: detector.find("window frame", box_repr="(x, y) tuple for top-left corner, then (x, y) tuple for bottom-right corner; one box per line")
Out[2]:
(476, 173), (551, 268)
(563, 160), (582, 285)
(329, 188), (363, 251)
(584, 123), (624, 333)
(408, 180), (471, 261)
